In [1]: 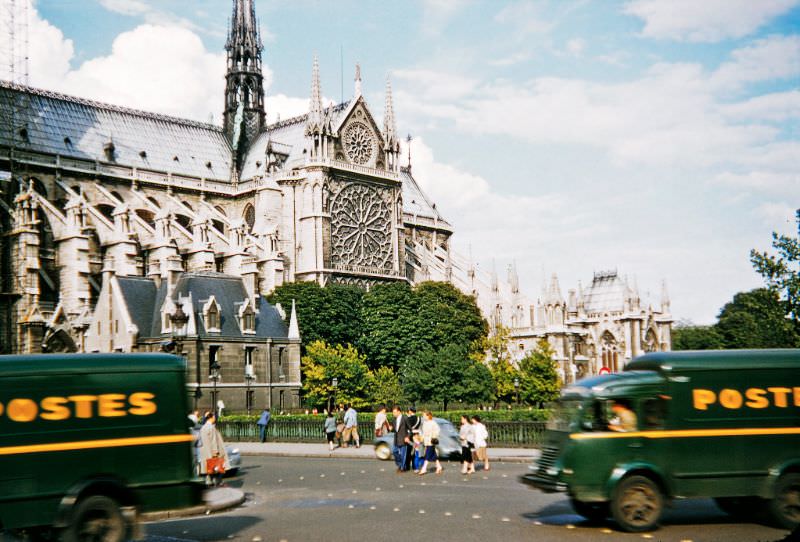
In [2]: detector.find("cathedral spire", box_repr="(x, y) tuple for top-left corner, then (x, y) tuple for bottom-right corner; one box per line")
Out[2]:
(354, 63), (362, 97)
(306, 56), (324, 134)
(223, 0), (266, 154)
(383, 76), (400, 171)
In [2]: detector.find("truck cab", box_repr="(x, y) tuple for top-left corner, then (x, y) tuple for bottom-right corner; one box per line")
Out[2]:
(0, 354), (204, 541)
(520, 349), (800, 532)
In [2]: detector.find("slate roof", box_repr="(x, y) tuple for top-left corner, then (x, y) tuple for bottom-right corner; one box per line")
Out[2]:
(116, 276), (158, 337)
(173, 272), (288, 338)
(240, 102), (349, 180)
(0, 81), (233, 181)
(401, 169), (451, 228)
(116, 272), (288, 339)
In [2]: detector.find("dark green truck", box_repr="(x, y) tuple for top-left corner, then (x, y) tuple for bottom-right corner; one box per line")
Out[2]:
(520, 349), (800, 532)
(0, 354), (203, 541)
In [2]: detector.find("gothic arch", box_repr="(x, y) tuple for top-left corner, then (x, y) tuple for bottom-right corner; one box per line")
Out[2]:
(600, 330), (620, 372)
(243, 203), (255, 233)
(644, 327), (658, 352)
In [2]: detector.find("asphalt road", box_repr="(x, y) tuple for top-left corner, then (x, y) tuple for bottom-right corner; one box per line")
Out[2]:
(143, 456), (793, 542)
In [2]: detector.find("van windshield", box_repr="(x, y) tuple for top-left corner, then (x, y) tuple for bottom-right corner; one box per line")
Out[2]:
(546, 399), (584, 432)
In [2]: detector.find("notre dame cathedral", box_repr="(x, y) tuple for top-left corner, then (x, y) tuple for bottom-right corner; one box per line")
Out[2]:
(0, 1), (671, 410)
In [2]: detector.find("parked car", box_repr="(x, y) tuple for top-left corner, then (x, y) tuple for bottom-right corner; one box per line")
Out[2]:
(225, 445), (242, 476)
(373, 417), (462, 461)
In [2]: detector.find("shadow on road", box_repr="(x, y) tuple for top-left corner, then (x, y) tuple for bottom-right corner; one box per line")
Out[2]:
(521, 498), (788, 532)
(145, 514), (262, 541)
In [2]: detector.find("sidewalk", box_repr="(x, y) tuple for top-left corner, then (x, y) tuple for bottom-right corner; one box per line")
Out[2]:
(140, 486), (246, 522)
(230, 441), (540, 463)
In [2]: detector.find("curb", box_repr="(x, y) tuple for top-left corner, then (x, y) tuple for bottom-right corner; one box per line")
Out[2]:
(140, 488), (246, 522)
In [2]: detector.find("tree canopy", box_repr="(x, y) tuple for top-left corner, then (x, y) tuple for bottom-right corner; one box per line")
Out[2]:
(716, 288), (799, 348)
(301, 341), (372, 409)
(517, 340), (560, 407)
(750, 209), (800, 323)
(267, 282), (363, 351)
(401, 343), (493, 411)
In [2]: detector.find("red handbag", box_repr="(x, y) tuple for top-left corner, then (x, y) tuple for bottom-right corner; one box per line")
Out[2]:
(206, 456), (225, 474)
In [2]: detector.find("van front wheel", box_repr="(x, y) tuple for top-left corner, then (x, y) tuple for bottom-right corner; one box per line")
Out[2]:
(61, 495), (127, 542)
(768, 472), (800, 530)
(611, 475), (663, 532)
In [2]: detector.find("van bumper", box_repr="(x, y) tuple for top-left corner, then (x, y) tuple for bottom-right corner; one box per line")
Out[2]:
(519, 472), (567, 493)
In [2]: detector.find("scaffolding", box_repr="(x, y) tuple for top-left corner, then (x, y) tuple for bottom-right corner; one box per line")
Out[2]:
(0, 0), (31, 353)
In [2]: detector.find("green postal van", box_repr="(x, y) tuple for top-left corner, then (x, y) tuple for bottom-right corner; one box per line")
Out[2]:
(520, 349), (800, 532)
(0, 354), (203, 540)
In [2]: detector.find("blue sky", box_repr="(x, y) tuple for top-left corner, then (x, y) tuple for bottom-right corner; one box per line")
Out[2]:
(3, 0), (799, 324)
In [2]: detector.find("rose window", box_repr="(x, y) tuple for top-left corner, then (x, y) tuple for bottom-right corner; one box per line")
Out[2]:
(330, 183), (392, 270)
(343, 122), (375, 165)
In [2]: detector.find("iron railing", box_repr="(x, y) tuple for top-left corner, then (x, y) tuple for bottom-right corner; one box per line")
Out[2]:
(217, 420), (547, 448)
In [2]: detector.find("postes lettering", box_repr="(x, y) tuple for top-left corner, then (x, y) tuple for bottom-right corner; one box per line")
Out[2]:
(0, 392), (157, 422)
(692, 387), (800, 411)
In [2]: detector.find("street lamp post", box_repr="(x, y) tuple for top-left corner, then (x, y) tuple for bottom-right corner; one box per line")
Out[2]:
(209, 362), (221, 417)
(514, 377), (520, 406)
(169, 302), (193, 406)
(245, 372), (255, 415)
(329, 377), (338, 414)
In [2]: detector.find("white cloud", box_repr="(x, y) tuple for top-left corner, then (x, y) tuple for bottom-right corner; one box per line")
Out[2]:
(494, 2), (554, 35)
(52, 24), (226, 122)
(720, 90), (800, 122)
(420, 0), (471, 35)
(624, 0), (800, 42)
(394, 38), (797, 172)
(266, 94), (311, 123)
(713, 171), (800, 195)
(489, 52), (531, 67)
(566, 38), (585, 56)
(710, 35), (800, 89)
(98, 0), (149, 16)
(754, 202), (799, 234)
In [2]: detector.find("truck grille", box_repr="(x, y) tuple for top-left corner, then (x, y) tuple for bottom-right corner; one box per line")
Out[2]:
(537, 445), (559, 473)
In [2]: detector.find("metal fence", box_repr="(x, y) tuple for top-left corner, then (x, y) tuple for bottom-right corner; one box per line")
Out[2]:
(218, 420), (547, 448)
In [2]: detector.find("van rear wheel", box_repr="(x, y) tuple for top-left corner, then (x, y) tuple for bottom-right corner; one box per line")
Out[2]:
(61, 495), (127, 542)
(570, 498), (609, 523)
(611, 475), (663, 532)
(768, 473), (800, 530)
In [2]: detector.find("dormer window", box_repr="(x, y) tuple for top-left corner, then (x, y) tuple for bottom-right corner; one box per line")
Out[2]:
(203, 296), (221, 333)
(239, 299), (256, 335)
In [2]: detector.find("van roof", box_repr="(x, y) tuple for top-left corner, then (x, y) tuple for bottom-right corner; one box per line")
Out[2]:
(562, 371), (665, 399)
(626, 349), (800, 372)
(0, 353), (185, 376)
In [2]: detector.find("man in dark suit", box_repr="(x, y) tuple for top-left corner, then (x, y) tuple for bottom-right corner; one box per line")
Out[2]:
(391, 405), (411, 472)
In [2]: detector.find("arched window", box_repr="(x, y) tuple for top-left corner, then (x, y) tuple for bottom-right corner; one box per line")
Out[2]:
(135, 209), (155, 228)
(175, 214), (191, 231)
(601, 331), (619, 373)
(644, 329), (658, 352)
(243, 204), (255, 233)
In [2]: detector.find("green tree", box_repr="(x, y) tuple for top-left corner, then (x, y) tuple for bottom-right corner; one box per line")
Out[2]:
(414, 281), (488, 354)
(716, 288), (800, 348)
(401, 343), (493, 410)
(358, 282), (425, 370)
(368, 366), (405, 407)
(750, 209), (800, 322)
(672, 325), (725, 350)
(268, 282), (363, 350)
(473, 325), (518, 405)
(517, 339), (560, 407)
(301, 341), (371, 409)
